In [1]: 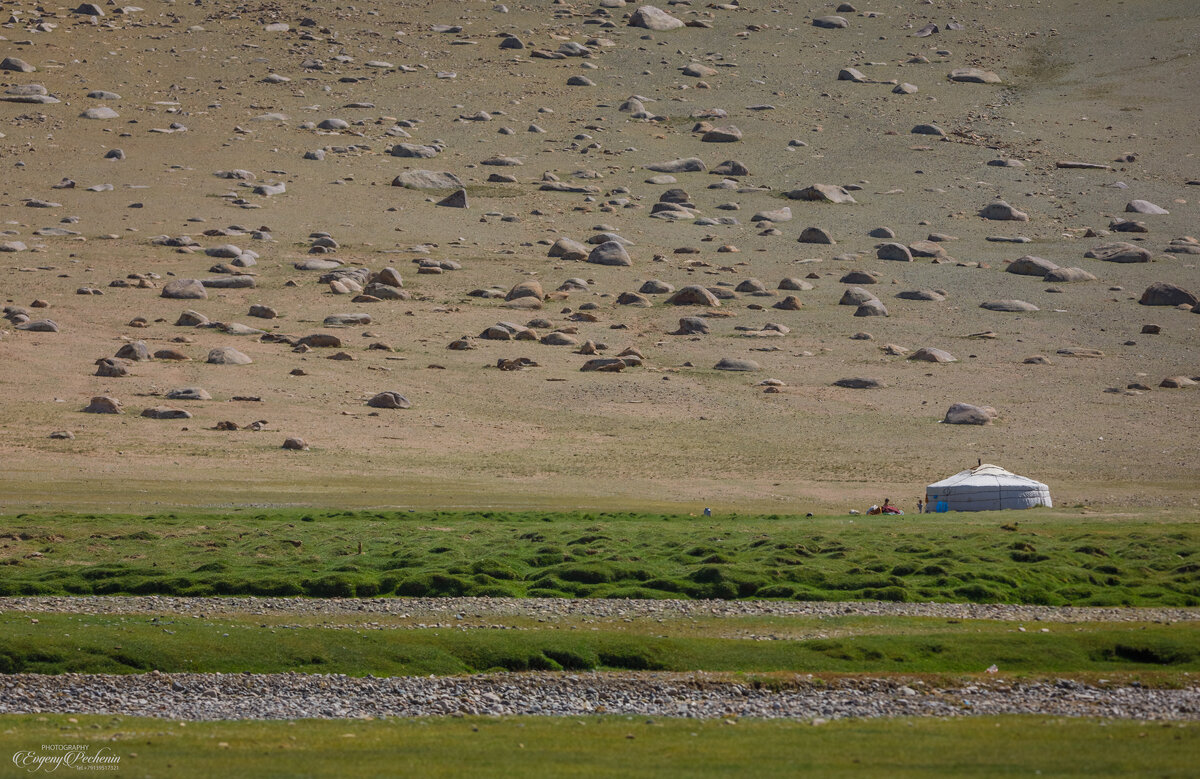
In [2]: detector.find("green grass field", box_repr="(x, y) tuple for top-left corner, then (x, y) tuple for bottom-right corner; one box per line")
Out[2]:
(0, 612), (1196, 678)
(1, 714), (1194, 778)
(1, 509), (1197, 605)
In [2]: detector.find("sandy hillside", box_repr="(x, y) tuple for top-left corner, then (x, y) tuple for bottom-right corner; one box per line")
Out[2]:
(0, 0), (1197, 513)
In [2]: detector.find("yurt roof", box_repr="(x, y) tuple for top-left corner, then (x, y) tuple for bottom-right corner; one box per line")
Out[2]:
(927, 463), (1048, 490)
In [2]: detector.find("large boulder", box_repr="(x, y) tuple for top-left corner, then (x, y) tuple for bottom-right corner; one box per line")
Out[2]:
(206, 347), (252, 365)
(672, 317), (710, 335)
(908, 347), (957, 363)
(587, 241), (633, 266)
(981, 300), (1039, 312)
(665, 285), (721, 306)
(548, 237), (589, 261)
(948, 67), (1002, 84)
(943, 403), (997, 425)
(1139, 282), (1198, 307)
(141, 406), (192, 420)
(366, 391), (412, 409)
(1006, 255), (1059, 277)
(786, 184), (857, 204)
(1043, 267), (1097, 283)
(506, 280), (545, 302)
(854, 300), (889, 317)
(978, 200), (1029, 221)
(161, 279), (208, 300)
(876, 243), (913, 262)
(1084, 242), (1151, 263)
(629, 5), (685, 31)
(714, 357), (761, 372)
(646, 157), (706, 173)
(82, 396), (122, 414)
(839, 287), (878, 305)
(391, 170), (463, 189)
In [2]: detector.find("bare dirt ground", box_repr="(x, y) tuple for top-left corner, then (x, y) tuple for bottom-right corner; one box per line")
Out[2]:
(0, 0), (1197, 513)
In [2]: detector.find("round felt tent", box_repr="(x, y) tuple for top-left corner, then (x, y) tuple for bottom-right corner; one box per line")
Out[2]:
(925, 463), (1052, 512)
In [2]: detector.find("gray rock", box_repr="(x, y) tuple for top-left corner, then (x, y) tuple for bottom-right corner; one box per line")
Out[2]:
(206, 347), (252, 365)
(911, 123), (946, 137)
(812, 16), (849, 29)
(714, 357), (761, 372)
(162, 279), (208, 300)
(16, 319), (59, 332)
(282, 438), (309, 451)
(701, 126), (742, 143)
(1139, 282), (1198, 307)
(82, 396), (122, 414)
(390, 143), (441, 159)
(948, 67), (1002, 84)
(854, 300), (889, 317)
(799, 227), (835, 244)
(297, 334), (342, 349)
(141, 406), (192, 420)
(712, 160), (750, 176)
(166, 387), (211, 401)
(629, 5), (685, 31)
(840, 271), (878, 285)
(617, 292), (653, 307)
(436, 189), (469, 208)
(175, 310), (209, 326)
(324, 313), (372, 326)
(981, 300), (1039, 312)
(640, 280), (674, 294)
(201, 276), (256, 289)
(1126, 200), (1168, 215)
(0, 57), (36, 73)
(839, 286), (878, 305)
(779, 278), (813, 291)
(1043, 267), (1096, 283)
(896, 289), (946, 302)
(1007, 255), (1059, 276)
(81, 106), (120, 120)
(834, 377), (885, 389)
(672, 317), (710, 335)
(392, 170), (464, 189)
(115, 342), (151, 361)
(786, 184), (856, 204)
(665, 285), (721, 306)
(876, 243), (913, 261)
(751, 207), (791, 223)
(943, 403), (997, 425)
(548, 237), (590, 261)
(1084, 242), (1151, 263)
(94, 358), (131, 377)
(979, 200), (1029, 221)
(909, 347), (956, 363)
(580, 358), (628, 372)
(367, 391), (412, 409)
(646, 158), (706, 173)
(587, 241), (633, 266)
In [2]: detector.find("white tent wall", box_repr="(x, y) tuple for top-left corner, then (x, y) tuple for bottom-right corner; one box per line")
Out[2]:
(925, 464), (1053, 512)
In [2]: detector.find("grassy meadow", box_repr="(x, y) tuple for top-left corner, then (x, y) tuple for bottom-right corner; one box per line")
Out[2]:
(0, 611), (1196, 677)
(0, 714), (1195, 779)
(0, 509), (1196, 606)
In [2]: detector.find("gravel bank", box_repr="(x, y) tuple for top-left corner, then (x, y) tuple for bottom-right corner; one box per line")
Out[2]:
(2, 672), (1195, 722)
(2, 596), (1195, 623)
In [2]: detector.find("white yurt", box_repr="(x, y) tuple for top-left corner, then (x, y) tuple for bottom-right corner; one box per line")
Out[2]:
(925, 463), (1052, 512)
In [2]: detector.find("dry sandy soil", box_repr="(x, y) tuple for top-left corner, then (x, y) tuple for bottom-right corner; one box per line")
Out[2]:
(0, 0), (1196, 513)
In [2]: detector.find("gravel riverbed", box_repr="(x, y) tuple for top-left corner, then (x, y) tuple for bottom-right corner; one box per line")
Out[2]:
(2, 672), (1197, 722)
(2, 596), (1196, 623)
